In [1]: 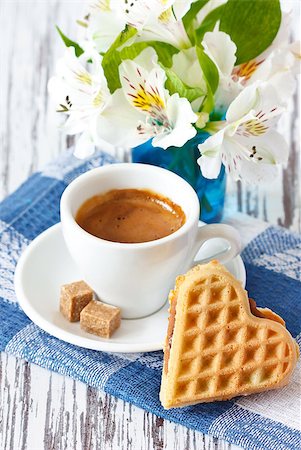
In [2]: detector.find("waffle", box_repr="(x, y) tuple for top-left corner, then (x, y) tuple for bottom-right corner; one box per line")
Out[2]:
(160, 260), (299, 409)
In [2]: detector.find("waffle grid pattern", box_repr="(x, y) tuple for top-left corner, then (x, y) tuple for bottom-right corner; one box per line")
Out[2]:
(175, 275), (291, 400)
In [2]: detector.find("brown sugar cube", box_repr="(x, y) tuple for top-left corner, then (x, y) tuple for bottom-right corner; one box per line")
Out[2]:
(80, 300), (121, 338)
(60, 281), (93, 322)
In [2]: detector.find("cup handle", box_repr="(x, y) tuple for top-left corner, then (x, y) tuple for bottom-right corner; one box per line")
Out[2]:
(192, 224), (242, 265)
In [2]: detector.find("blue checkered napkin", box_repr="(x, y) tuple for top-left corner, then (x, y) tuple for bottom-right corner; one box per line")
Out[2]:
(0, 149), (300, 450)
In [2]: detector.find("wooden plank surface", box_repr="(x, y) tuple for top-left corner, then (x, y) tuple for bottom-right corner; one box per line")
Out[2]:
(0, 1), (300, 449)
(0, 353), (241, 450)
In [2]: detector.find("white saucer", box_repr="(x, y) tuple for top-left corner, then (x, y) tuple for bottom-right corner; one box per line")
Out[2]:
(14, 223), (246, 353)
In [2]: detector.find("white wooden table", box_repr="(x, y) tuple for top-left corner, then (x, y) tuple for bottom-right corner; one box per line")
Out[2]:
(0, 1), (300, 449)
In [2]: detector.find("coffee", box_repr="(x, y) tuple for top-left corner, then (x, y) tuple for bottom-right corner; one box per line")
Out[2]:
(75, 189), (186, 243)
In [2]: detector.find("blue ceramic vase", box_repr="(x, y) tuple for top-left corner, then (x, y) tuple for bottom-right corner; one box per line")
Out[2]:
(132, 132), (226, 223)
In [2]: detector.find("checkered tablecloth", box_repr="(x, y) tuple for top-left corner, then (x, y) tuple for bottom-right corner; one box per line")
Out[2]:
(1, 149), (300, 450)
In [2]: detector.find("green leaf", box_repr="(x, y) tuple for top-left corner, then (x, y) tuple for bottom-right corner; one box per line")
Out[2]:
(196, 46), (219, 94)
(102, 25), (138, 92)
(151, 42), (179, 68)
(163, 66), (205, 103)
(56, 26), (84, 57)
(200, 86), (214, 114)
(195, 5), (225, 44)
(219, 0), (281, 64)
(196, 45), (219, 113)
(120, 41), (179, 68)
(102, 28), (179, 93)
(182, 0), (209, 44)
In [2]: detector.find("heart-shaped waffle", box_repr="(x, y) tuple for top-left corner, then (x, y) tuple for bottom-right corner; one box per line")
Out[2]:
(160, 260), (299, 409)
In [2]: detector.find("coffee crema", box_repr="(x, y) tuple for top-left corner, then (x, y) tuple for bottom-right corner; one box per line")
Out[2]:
(75, 188), (186, 243)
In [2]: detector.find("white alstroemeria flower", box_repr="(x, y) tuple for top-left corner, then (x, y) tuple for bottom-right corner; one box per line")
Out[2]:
(95, 48), (198, 149)
(48, 47), (112, 156)
(134, 1), (192, 49)
(80, 0), (126, 53)
(120, 51), (197, 148)
(202, 29), (241, 113)
(202, 13), (299, 114)
(210, 11), (299, 122)
(231, 13), (299, 92)
(112, 0), (170, 30)
(197, 82), (289, 183)
(83, 0), (193, 50)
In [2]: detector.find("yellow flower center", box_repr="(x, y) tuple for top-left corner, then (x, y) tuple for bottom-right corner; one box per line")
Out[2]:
(130, 87), (165, 112)
(233, 60), (263, 82)
(159, 7), (172, 24)
(76, 71), (92, 85)
(93, 89), (104, 107)
(94, 0), (111, 12)
(243, 119), (268, 136)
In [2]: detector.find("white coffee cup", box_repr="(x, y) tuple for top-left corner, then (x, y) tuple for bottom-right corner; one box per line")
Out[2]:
(60, 163), (241, 319)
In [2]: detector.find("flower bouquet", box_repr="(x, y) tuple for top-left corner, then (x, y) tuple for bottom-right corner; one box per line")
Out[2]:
(48, 0), (299, 221)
